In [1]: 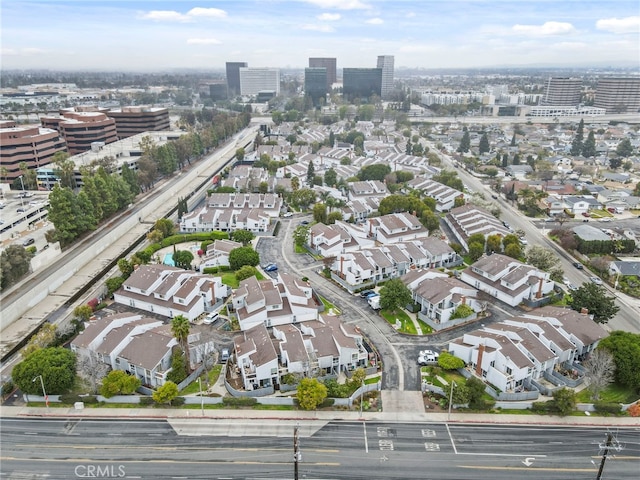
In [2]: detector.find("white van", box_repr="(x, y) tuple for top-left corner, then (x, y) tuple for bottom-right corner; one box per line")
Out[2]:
(203, 312), (219, 324)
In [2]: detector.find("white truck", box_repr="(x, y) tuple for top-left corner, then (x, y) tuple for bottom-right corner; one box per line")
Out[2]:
(368, 294), (381, 310)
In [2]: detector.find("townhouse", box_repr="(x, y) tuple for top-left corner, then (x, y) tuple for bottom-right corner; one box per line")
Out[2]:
(445, 205), (511, 251)
(232, 316), (369, 392)
(407, 177), (463, 212)
(347, 180), (389, 202)
(230, 273), (319, 331)
(114, 264), (229, 322)
(448, 306), (608, 392)
(365, 211), (429, 243)
(199, 239), (243, 271)
(459, 254), (555, 307)
(71, 312), (214, 387)
(401, 269), (482, 330)
(179, 193), (282, 233)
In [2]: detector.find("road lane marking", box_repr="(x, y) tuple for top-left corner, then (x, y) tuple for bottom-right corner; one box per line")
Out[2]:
(460, 466), (596, 472)
(0, 457), (340, 466)
(363, 422), (368, 454)
(445, 424), (458, 454)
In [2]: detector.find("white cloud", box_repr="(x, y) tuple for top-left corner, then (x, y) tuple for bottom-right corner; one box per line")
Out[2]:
(406, 12), (416, 18)
(140, 10), (191, 22)
(302, 24), (335, 32)
(317, 13), (341, 21)
(596, 16), (640, 34)
(186, 7), (227, 19)
(2, 47), (47, 56)
(366, 18), (384, 25)
(187, 38), (222, 45)
(512, 21), (576, 36)
(303, 0), (371, 10)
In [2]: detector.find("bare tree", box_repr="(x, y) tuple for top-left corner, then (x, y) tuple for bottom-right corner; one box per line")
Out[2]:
(76, 351), (110, 394)
(584, 349), (616, 401)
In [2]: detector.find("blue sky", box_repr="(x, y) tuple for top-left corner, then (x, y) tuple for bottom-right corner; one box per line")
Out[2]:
(2, 0), (639, 71)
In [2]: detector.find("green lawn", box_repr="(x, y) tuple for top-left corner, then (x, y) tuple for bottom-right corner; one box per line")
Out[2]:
(365, 376), (381, 385)
(416, 319), (433, 334)
(319, 296), (341, 315)
(180, 365), (223, 395)
(381, 309), (416, 334)
(218, 271), (264, 289)
(576, 383), (638, 404)
(294, 244), (307, 254)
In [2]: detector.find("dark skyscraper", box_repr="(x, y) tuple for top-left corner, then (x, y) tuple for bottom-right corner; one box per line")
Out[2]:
(304, 68), (328, 106)
(343, 68), (382, 101)
(309, 57), (336, 89)
(225, 62), (248, 97)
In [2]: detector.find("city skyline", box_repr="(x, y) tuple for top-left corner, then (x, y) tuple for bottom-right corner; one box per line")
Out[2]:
(1, 0), (639, 72)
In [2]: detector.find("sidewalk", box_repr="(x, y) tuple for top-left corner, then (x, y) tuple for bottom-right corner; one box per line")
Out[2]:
(2, 405), (638, 427)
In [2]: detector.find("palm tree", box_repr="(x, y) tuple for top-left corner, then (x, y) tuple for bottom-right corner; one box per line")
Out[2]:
(171, 315), (191, 372)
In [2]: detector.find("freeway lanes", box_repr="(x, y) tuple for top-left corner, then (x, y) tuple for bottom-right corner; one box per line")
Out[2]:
(1, 418), (638, 479)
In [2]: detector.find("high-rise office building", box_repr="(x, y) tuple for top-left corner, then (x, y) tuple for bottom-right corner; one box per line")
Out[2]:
(377, 55), (394, 99)
(309, 57), (337, 89)
(594, 77), (640, 114)
(304, 68), (328, 106)
(343, 68), (382, 101)
(541, 77), (582, 106)
(108, 107), (170, 139)
(226, 62), (248, 97)
(239, 68), (280, 96)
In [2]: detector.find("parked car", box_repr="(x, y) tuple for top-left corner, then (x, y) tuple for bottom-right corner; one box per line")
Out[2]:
(300, 220), (309, 226)
(573, 262), (584, 270)
(600, 218), (612, 222)
(590, 276), (603, 286)
(418, 350), (439, 365)
(263, 263), (278, 272)
(220, 348), (230, 362)
(203, 311), (219, 325)
(282, 212), (293, 218)
(22, 237), (35, 247)
(359, 289), (375, 298)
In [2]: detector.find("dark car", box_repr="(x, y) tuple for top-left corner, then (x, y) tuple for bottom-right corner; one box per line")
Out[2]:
(359, 290), (375, 298)
(22, 238), (35, 247)
(573, 262), (584, 270)
(263, 263), (278, 272)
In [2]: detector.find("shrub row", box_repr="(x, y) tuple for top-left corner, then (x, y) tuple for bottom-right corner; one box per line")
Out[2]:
(222, 396), (258, 407)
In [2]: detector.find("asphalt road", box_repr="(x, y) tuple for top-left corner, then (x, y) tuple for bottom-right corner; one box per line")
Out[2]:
(1, 418), (638, 479)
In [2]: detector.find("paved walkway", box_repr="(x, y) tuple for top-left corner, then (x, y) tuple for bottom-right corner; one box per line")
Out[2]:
(1, 405), (638, 427)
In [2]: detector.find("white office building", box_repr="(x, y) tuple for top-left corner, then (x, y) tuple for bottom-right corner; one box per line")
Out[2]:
(377, 55), (394, 99)
(239, 68), (281, 96)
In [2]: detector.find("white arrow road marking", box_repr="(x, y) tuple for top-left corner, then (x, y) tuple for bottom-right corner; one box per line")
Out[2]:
(522, 457), (535, 466)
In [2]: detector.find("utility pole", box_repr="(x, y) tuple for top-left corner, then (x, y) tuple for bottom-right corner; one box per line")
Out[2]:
(596, 432), (624, 480)
(293, 425), (301, 480)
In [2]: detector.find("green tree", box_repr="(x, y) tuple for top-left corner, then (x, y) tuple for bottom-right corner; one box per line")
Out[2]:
(615, 137), (633, 157)
(290, 188), (316, 210)
(229, 246), (260, 271)
(598, 331), (640, 390)
(235, 147), (245, 162)
(324, 167), (337, 187)
(379, 278), (412, 313)
(100, 370), (141, 398)
(313, 203), (328, 224)
(582, 130), (596, 158)
(47, 185), (78, 246)
(306, 161), (315, 185)
(293, 225), (309, 248)
(105, 276), (124, 296)
(465, 377), (488, 409)
(152, 381), (179, 406)
(231, 229), (255, 246)
(421, 210), (441, 234)
(468, 242), (484, 262)
(22, 324), (58, 358)
(12, 347), (76, 395)
(154, 218), (176, 239)
(171, 316), (191, 373)
(568, 283), (619, 323)
(166, 347), (188, 384)
(552, 388), (576, 416)
(121, 163), (140, 196)
(525, 246), (559, 272)
(609, 156), (623, 170)
(358, 164), (392, 182)
(570, 119), (585, 157)
(437, 351), (465, 370)
(235, 265), (258, 281)
(443, 381), (470, 406)
(504, 242), (522, 259)
(117, 258), (134, 278)
(458, 127), (470, 153)
(0, 245), (33, 290)
(73, 304), (94, 322)
(486, 234), (502, 254)
(327, 211), (343, 224)
(479, 132), (490, 154)
(296, 377), (327, 410)
(173, 250), (194, 269)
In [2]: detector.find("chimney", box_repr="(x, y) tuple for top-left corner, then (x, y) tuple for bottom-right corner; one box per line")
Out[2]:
(476, 343), (485, 377)
(536, 276), (543, 299)
(340, 256), (344, 275)
(461, 295), (466, 305)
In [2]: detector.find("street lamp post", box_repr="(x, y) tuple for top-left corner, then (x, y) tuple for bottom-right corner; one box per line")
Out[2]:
(33, 375), (48, 408)
(359, 379), (365, 418)
(198, 377), (204, 416)
(447, 381), (456, 422)
(18, 175), (25, 207)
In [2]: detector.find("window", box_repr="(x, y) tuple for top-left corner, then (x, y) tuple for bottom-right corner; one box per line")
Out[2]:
(506, 366), (513, 375)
